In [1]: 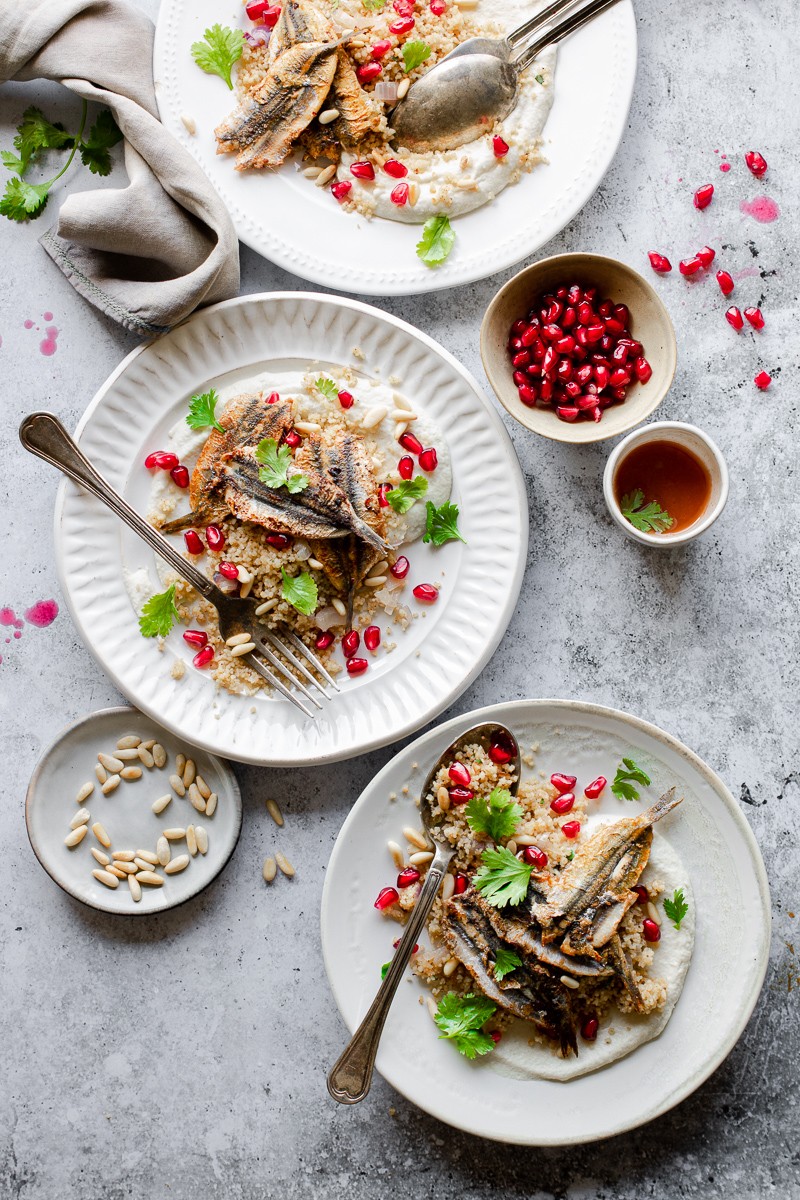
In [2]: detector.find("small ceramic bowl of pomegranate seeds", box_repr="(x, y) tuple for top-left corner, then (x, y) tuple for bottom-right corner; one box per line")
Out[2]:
(480, 253), (677, 444)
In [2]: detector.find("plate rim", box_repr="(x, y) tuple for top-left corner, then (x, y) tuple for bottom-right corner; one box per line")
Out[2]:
(320, 696), (772, 1145)
(53, 291), (529, 766)
(25, 705), (243, 915)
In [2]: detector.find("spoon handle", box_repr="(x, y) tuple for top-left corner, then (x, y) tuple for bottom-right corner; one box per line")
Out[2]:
(506, 0), (584, 48)
(327, 843), (453, 1105)
(514, 0), (623, 72)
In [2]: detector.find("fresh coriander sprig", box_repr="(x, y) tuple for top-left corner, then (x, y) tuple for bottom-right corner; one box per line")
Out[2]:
(611, 757), (651, 801)
(493, 948), (522, 981)
(281, 568), (318, 616)
(187, 388), (224, 433)
(416, 214), (455, 268)
(465, 788), (521, 843)
(386, 476), (428, 514)
(663, 888), (689, 930)
(255, 438), (309, 494)
(190, 25), (244, 89)
(402, 40), (432, 72)
(315, 377), (339, 402)
(621, 489), (675, 535)
(474, 845), (532, 908)
(423, 500), (465, 547)
(434, 993), (497, 1059)
(138, 585), (180, 638)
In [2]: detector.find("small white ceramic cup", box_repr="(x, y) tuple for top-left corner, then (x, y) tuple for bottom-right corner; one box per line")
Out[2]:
(603, 421), (729, 547)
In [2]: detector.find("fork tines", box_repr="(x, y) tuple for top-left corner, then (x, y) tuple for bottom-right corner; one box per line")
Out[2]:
(243, 622), (340, 718)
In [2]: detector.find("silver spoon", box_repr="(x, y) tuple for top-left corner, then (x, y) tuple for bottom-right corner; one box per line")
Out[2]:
(327, 721), (521, 1105)
(390, 0), (624, 154)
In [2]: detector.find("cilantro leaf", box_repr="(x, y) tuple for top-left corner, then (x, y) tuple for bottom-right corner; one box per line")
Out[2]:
(465, 788), (522, 843)
(281, 568), (318, 616)
(493, 947), (522, 980)
(663, 887), (689, 930)
(434, 992), (496, 1059)
(79, 110), (122, 176)
(187, 388), (224, 433)
(255, 438), (309, 493)
(191, 24), (244, 89)
(535, 72), (545, 84)
(611, 757), (651, 802)
(0, 177), (50, 222)
(416, 214), (455, 268)
(11, 106), (72, 176)
(423, 500), (465, 547)
(138, 584), (180, 638)
(387, 476), (428, 514)
(380, 962), (390, 979)
(362, 0), (386, 10)
(1, 151), (27, 174)
(315, 376), (339, 402)
(402, 40), (432, 72)
(474, 845), (532, 908)
(621, 489), (675, 535)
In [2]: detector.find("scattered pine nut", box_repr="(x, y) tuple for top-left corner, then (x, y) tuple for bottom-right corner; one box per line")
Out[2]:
(295, 421), (322, 435)
(132, 858), (153, 873)
(152, 744), (167, 768)
(128, 875), (142, 902)
(393, 422), (407, 440)
(94, 764), (107, 784)
(443, 957), (459, 978)
(188, 785), (206, 813)
(186, 825), (198, 856)
(70, 808), (91, 830)
(361, 405), (387, 430)
(506, 839), (517, 856)
(152, 794), (172, 815)
(115, 748), (141, 761)
(115, 861), (138, 875)
(364, 576), (387, 588)
(136, 849), (159, 865)
(266, 798), (284, 828)
(93, 869), (119, 889)
(407, 180), (419, 206)
(102, 774), (121, 795)
(332, 598), (347, 617)
(92, 822), (111, 848)
(437, 785), (450, 812)
(308, 557), (324, 570)
(169, 774), (186, 798)
(163, 827), (186, 840)
(136, 871), (164, 887)
(75, 782), (94, 805)
(275, 852), (295, 878)
(318, 107), (340, 125)
(176, 753), (186, 777)
(409, 850), (434, 866)
(225, 632), (252, 647)
(231, 642), (256, 657)
(116, 735), (140, 750)
(157, 836), (170, 866)
(205, 793), (218, 818)
(91, 848), (110, 866)
(98, 752), (124, 773)
(262, 856), (277, 883)
(390, 408), (417, 422)
(303, 165), (323, 179)
(255, 598), (278, 616)
(195, 775), (211, 800)
(180, 112), (197, 136)
(164, 855), (190, 875)
(441, 873), (455, 902)
(367, 560), (389, 578)
(514, 834), (537, 846)
(137, 745), (155, 769)
(64, 826), (88, 848)
(403, 826), (428, 851)
(182, 759), (196, 788)
(315, 163), (337, 187)
(387, 840), (404, 870)
(112, 850), (136, 861)
(647, 902), (661, 925)
(120, 766), (142, 781)
(141, 739), (156, 751)
(107, 865), (126, 880)
(396, 77), (410, 99)
(560, 975), (580, 990)
(195, 826), (208, 855)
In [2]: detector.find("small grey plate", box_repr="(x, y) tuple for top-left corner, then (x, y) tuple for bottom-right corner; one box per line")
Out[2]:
(26, 706), (242, 915)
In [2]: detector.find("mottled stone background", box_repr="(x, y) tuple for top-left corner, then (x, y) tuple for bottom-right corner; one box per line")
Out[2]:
(1, 0), (798, 1195)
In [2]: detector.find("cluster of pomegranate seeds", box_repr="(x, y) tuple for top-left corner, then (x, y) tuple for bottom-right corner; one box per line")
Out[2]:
(506, 284), (650, 423)
(642, 918), (661, 942)
(193, 645), (214, 669)
(374, 886), (399, 910)
(693, 183), (714, 210)
(245, 0), (281, 23)
(521, 845), (548, 868)
(745, 150), (768, 178)
(183, 629), (208, 649)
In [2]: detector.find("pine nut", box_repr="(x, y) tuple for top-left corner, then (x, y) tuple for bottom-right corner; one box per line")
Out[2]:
(152, 794), (172, 815)
(514, 834), (538, 846)
(137, 745), (155, 769)
(112, 851), (136, 861)
(136, 871), (164, 887)
(367, 560), (389, 578)
(116, 735), (141, 750)
(262, 856), (277, 883)
(128, 875), (142, 902)
(107, 864), (126, 879)
(182, 759), (196, 787)
(443, 957), (459, 978)
(560, 975), (580, 990)
(295, 421), (322, 435)
(75, 782), (94, 804)
(390, 409), (417, 422)
(136, 849), (159, 865)
(98, 753), (124, 773)
(91, 848), (110, 866)
(307, 557), (324, 571)
(115, 861), (138, 874)
(93, 869), (119, 889)
(195, 826), (208, 854)
(361, 406), (387, 430)
(266, 798), (284, 827)
(71, 808), (91, 829)
(163, 828), (186, 841)
(115, 748), (141, 761)
(407, 181), (419, 206)
(275, 852), (295, 878)
(169, 774), (186, 797)
(188, 785), (206, 813)
(387, 840), (404, 870)
(318, 107), (340, 125)
(647, 902), (661, 925)
(180, 113), (197, 136)
(176, 753), (186, 776)
(92, 822), (111, 848)
(102, 774), (121, 795)
(437, 785), (450, 812)
(164, 855), (190, 875)
(403, 826), (428, 851)
(426, 996), (438, 1020)
(195, 774), (211, 800)
(152, 744), (167, 768)
(157, 836), (170, 866)
(205, 793), (218, 818)
(186, 825), (198, 856)
(303, 165), (322, 179)
(506, 839), (518, 855)
(141, 739), (156, 751)
(409, 850), (434, 866)
(231, 642), (256, 657)
(393, 422), (408, 440)
(315, 164), (337, 187)
(120, 767), (142, 781)
(226, 632), (252, 647)
(134, 857), (156, 873)
(94, 764), (107, 784)
(364, 576), (387, 588)
(64, 826), (88, 848)
(332, 598), (347, 617)
(255, 599), (278, 616)
(442, 873), (455, 902)
(396, 77), (410, 99)
(240, 578), (254, 600)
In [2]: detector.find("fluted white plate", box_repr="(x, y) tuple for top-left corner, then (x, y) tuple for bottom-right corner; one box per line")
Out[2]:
(152, 1), (637, 294)
(54, 294), (527, 766)
(322, 699), (771, 1145)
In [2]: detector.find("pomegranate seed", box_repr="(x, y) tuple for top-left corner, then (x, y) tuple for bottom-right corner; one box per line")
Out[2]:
(184, 530), (204, 555)
(347, 657), (369, 675)
(374, 886), (399, 910)
(489, 1030), (502, 1045)
(245, 1), (269, 18)
(383, 158), (408, 178)
(697, 245), (716, 267)
(331, 180), (352, 202)
(267, 391), (280, 404)
(338, 390), (354, 409)
(413, 583), (438, 603)
(557, 406), (579, 422)
(315, 631), (335, 650)
(283, 429), (302, 447)
(562, 306), (577, 328)
(448, 761), (471, 786)
(378, 483), (393, 507)
(205, 524), (225, 551)
(754, 370), (772, 390)
(170, 464), (190, 488)
(390, 556), (409, 579)
(744, 150), (768, 178)
(567, 284), (583, 304)
(577, 300), (593, 324)
(521, 845), (548, 868)
(693, 183), (714, 209)
(372, 39), (393, 59)
(350, 159), (376, 180)
(594, 363), (609, 389)
(397, 866), (421, 888)
(259, 4), (281, 25)
(512, 370), (528, 387)
(632, 885), (649, 905)
(518, 384), (537, 406)
(725, 306), (744, 331)
(488, 732), (516, 764)
(398, 455), (414, 480)
(389, 15), (415, 33)
(364, 625), (381, 652)
(454, 872), (468, 895)
(581, 1017), (599, 1042)
(419, 447), (438, 472)
(392, 938), (418, 952)
(193, 645), (215, 669)
(542, 323), (562, 343)
(492, 135), (509, 157)
(551, 773), (577, 793)
(550, 792), (575, 815)
(716, 270), (734, 296)
(539, 378), (553, 402)
(561, 820), (581, 839)
(183, 629), (208, 648)
(265, 532), (292, 549)
(342, 630), (360, 658)
(393, 0), (414, 13)
(520, 323), (540, 347)
(218, 561), (239, 580)
(643, 918), (661, 942)
(356, 61), (382, 84)
(449, 785), (473, 805)
(609, 368), (631, 388)
(390, 182), (409, 206)
(744, 307), (765, 330)
(399, 431), (423, 455)
(584, 776), (607, 799)
(679, 256), (703, 276)
(634, 357), (653, 383)
(156, 451), (180, 470)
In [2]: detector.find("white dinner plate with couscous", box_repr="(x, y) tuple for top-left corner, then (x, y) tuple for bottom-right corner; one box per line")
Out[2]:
(54, 293), (527, 766)
(152, 0), (637, 294)
(321, 698), (770, 1145)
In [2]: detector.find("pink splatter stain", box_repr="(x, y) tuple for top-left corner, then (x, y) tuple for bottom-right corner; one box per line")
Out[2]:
(40, 326), (59, 356)
(25, 599), (59, 627)
(0, 607), (22, 629)
(740, 195), (780, 223)
(720, 162), (731, 172)
(24, 319), (35, 330)
(43, 311), (53, 321)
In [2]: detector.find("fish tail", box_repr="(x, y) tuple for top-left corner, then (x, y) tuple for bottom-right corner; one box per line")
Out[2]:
(647, 787), (683, 825)
(159, 510), (205, 534)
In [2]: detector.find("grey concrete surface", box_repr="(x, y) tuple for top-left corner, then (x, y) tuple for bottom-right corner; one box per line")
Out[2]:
(1, 0), (799, 1196)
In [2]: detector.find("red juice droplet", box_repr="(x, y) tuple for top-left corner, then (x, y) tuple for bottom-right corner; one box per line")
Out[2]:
(40, 326), (59, 356)
(740, 195), (780, 223)
(720, 162), (731, 172)
(25, 599), (59, 627)
(43, 311), (53, 321)
(24, 319), (34, 330)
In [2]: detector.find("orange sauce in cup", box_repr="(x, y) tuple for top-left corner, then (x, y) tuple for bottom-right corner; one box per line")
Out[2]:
(614, 440), (712, 533)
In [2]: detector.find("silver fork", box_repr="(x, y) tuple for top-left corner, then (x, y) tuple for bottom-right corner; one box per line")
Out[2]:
(19, 412), (340, 718)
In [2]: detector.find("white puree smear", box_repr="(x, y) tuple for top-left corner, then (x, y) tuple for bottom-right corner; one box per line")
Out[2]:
(489, 815), (695, 1082)
(339, 0), (557, 223)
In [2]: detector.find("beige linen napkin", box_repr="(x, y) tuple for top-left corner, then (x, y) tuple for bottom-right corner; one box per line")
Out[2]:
(0, 0), (240, 334)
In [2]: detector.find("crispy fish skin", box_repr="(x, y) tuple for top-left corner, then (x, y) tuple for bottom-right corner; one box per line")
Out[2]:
(604, 933), (646, 1012)
(328, 50), (377, 144)
(558, 832), (651, 960)
(293, 435), (389, 554)
(269, 0), (335, 58)
(469, 890), (612, 979)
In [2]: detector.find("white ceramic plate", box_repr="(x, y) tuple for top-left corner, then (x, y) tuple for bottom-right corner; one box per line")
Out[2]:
(54, 293), (527, 766)
(26, 707), (242, 915)
(321, 698), (771, 1145)
(152, 1), (637, 294)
